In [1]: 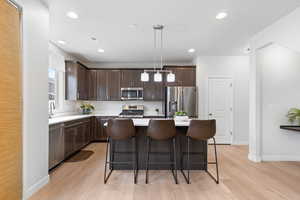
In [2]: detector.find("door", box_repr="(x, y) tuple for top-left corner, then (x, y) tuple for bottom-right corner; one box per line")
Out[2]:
(0, 1), (22, 199)
(208, 78), (233, 144)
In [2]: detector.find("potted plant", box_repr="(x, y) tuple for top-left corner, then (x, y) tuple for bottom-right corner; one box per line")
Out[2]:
(286, 108), (300, 125)
(174, 111), (189, 120)
(80, 103), (95, 115)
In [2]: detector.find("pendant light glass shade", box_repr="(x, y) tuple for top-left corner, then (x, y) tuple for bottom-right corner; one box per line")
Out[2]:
(154, 71), (162, 82)
(167, 72), (175, 82)
(141, 72), (149, 82)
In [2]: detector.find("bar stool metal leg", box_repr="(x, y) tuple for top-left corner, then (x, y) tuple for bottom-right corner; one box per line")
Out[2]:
(206, 137), (219, 184)
(133, 137), (138, 184)
(187, 136), (190, 184)
(104, 137), (113, 184)
(180, 136), (191, 184)
(145, 137), (150, 184)
(172, 137), (178, 184)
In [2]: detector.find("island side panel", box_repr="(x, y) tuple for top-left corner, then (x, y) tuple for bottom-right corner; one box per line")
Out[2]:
(110, 126), (207, 170)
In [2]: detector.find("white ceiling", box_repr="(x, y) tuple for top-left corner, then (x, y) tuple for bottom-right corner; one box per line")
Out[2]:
(49, 0), (300, 63)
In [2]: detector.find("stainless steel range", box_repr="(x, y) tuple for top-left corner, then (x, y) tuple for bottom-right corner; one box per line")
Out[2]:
(119, 105), (144, 118)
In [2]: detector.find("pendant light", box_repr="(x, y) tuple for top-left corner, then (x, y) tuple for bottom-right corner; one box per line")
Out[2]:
(141, 71), (149, 82)
(154, 71), (162, 82)
(167, 72), (175, 82)
(140, 24), (176, 82)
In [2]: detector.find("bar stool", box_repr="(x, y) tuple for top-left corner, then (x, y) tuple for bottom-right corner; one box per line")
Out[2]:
(181, 120), (219, 184)
(104, 119), (138, 184)
(146, 119), (178, 184)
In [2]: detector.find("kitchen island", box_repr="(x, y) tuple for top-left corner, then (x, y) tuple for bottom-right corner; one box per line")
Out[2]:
(107, 119), (207, 170)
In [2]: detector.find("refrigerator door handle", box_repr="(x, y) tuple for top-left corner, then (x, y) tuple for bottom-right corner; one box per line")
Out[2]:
(169, 101), (178, 114)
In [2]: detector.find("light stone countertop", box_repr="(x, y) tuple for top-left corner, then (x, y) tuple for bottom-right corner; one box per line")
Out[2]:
(104, 118), (191, 127)
(49, 113), (166, 125)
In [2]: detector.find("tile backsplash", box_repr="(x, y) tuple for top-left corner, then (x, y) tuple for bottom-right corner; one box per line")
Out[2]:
(77, 101), (164, 116)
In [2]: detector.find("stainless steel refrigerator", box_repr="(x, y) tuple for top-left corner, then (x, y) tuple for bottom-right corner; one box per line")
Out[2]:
(165, 86), (198, 117)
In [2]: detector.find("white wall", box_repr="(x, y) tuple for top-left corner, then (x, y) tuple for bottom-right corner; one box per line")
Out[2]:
(258, 44), (300, 161)
(49, 42), (78, 115)
(84, 61), (193, 69)
(14, 0), (50, 199)
(195, 56), (250, 144)
(249, 7), (300, 161)
(83, 101), (164, 116)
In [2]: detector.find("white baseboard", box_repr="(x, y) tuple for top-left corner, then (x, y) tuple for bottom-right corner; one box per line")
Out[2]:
(23, 175), (49, 200)
(248, 153), (262, 162)
(261, 155), (300, 161)
(231, 140), (249, 145)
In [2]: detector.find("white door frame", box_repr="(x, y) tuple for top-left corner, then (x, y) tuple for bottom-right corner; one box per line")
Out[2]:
(207, 76), (234, 144)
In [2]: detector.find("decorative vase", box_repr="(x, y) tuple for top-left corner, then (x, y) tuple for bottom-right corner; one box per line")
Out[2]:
(82, 108), (92, 115)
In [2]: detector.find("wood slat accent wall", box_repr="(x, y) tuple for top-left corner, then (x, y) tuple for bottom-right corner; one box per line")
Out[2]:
(0, 0), (22, 199)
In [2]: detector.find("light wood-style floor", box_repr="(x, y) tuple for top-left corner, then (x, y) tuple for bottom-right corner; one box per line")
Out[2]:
(30, 143), (300, 200)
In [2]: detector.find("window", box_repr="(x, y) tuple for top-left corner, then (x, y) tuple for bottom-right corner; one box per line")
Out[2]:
(48, 68), (58, 108)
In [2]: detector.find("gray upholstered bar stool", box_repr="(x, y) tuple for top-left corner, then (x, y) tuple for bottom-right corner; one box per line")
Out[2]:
(181, 120), (219, 184)
(104, 119), (138, 184)
(146, 119), (178, 184)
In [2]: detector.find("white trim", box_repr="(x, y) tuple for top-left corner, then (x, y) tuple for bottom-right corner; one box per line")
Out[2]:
(6, 0), (22, 10)
(261, 155), (300, 161)
(248, 42), (267, 163)
(232, 140), (249, 145)
(23, 175), (49, 200)
(207, 76), (234, 144)
(248, 153), (262, 162)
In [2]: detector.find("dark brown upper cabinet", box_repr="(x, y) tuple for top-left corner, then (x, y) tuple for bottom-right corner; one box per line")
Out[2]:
(96, 70), (108, 101)
(96, 70), (120, 101)
(107, 70), (121, 100)
(87, 70), (97, 100)
(143, 72), (164, 101)
(164, 66), (196, 87)
(121, 70), (143, 88)
(65, 61), (88, 100)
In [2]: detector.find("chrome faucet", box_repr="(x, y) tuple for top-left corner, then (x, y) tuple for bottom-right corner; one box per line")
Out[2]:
(49, 102), (55, 118)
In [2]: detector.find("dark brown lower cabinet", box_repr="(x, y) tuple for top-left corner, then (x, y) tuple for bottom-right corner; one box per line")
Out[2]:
(49, 117), (94, 170)
(49, 123), (65, 169)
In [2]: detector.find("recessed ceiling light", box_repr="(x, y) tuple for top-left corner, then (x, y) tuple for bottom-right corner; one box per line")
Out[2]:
(66, 11), (79, 19)
(188, 48), (195, 53)
(57, 40), (66, 45)
(98, 48), (105, 53)
(216, 12), (228, 20)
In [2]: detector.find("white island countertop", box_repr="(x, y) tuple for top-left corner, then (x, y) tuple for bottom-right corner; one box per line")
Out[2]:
(104, 118), (191, 127)
(49, 113), (167, 125)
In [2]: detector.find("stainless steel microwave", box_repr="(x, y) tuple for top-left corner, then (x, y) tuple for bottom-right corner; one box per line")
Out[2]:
(121, 88), (143, 100)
